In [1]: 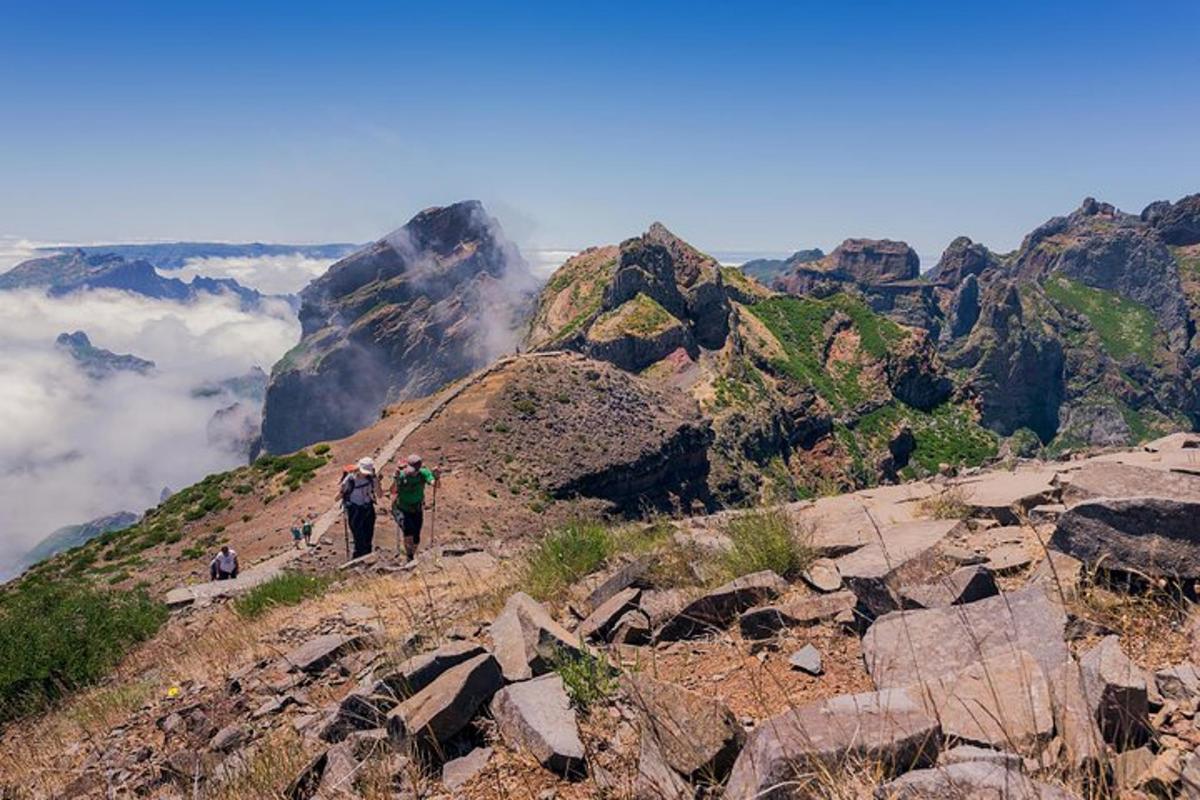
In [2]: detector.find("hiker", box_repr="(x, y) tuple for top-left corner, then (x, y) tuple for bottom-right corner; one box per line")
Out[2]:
(341, 457), (379, 559)
(390, 454), (436, 561)
(209, 545), (239, 580)
(290, 521), (303, 549)
(301, 515), (314, 547)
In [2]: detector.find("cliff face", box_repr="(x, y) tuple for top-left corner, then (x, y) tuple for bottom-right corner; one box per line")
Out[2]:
(526, 224), (977, 505)
(937, 195), (1200, 451)
(260, 201), (537, 453)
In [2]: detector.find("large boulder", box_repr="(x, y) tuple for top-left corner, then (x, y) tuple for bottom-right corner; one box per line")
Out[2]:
(1051, 497), (1200, 579)
(386, 653), (503, 746)
(622, 674), (744, 783)
(874, 760), (1077, 799)
(724, 689), (940, 800)
(862, 586), (1068, 688)
(655, 571), (787, 641)
(491, 673), (585, 778)
(490, 592), (584, 682)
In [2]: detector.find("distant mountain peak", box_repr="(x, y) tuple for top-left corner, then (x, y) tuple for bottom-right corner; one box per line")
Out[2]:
(55, 330), (155, 380)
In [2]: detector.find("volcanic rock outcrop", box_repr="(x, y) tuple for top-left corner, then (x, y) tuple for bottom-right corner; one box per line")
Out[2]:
(261, 201), (537, 453)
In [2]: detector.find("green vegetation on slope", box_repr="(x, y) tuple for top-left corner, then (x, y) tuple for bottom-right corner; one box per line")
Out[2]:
(1043, 276), (1157, 361)
(854, 402), (999, 479)
(721, 509), (813, 580)
(590, 292), (678, 341)
(746, 294), (906, 411)
(0, 581), (167, 722)
(233, 572), (334, 619)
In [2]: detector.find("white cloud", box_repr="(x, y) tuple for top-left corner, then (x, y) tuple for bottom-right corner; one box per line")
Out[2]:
(0, 289), (299, 570)
(169, 253), (341, 295)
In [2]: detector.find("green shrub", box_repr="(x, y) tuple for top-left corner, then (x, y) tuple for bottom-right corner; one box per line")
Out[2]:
(313, 443), (331, 456)
(721, 509), (812, 580)
(232, 572), (334, 619)
(522, 520), (612, 601)
(548, 647), (616, 710)
(0, 582), (167, 721)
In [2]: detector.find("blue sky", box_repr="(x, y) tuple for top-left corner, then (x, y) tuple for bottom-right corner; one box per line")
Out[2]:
(2, 1), (1198, 263)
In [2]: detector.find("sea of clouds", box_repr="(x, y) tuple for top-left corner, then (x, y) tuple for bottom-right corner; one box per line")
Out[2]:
(0, 248), (318, 573)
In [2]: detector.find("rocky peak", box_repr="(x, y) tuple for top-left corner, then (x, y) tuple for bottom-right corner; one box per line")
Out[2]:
(1142, 193), (1200, 246)
(55, 330), (155, 379)
(930, 236), (1000, 287)
(262, 201), (536, 453)
(825, 238), (920, 284)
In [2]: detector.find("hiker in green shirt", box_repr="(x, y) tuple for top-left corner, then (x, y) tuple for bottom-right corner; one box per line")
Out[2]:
(390, 454), (436, 561)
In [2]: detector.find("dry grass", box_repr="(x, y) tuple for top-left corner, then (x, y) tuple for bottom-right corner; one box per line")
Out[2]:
(0, 550), (512, 798)
(916, 484), (972, 519)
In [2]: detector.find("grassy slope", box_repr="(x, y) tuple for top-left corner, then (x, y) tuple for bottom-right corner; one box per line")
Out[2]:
(1042, 275), (1157, 361)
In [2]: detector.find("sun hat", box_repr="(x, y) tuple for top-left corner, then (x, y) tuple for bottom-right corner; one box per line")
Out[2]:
(357, 456), (376, 475)
(407, 454), (422, 466)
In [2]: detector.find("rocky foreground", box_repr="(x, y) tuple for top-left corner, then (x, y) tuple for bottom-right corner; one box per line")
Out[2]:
(9, 432), (1200, 798)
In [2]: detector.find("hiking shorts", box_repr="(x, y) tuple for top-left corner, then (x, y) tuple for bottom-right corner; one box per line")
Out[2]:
(394, 507), (424, 542)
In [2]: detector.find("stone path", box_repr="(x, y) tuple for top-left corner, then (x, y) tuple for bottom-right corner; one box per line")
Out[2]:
(165, 353), (560, 608)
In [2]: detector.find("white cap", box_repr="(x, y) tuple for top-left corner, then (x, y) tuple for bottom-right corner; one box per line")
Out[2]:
(356, 456), (376, 475)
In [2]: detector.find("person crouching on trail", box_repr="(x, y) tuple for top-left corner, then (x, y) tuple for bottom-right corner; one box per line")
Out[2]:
(210, 545), (239, 580)
(341, 457), (379, 559)
(391, 454), (436, 561)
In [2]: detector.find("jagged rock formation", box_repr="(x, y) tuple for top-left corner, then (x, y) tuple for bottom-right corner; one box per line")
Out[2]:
(261, 201), (537, 453)
(525, 224), (979, 504)
(55, 331), (155, 379)
(0, 250), (267, 308)
(774, 239), (941, 334)
(937, 195), (1200, 450)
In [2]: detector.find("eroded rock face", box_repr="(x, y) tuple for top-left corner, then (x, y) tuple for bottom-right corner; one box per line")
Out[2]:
(1144, 193), (1200, 245)
(262, 201), (538, 453)
(930, 236), (1004, 288)
(724, 688), (941, 800)
(822, 239), (921, 285)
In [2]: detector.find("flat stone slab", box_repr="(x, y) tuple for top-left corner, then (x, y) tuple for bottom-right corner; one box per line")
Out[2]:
(916, 650), (1054, 753)
(863, 586), (1068, 688)
(1051, 497), (1200, 579)
(1062, 461), (1200, 506)
(739, 590), (857, 639)
(899, 564), (998, 609)
(379, 641), (487, 699)
(986, 542), (1034, 574)
(724, 688), (940, 800)
(490, 592), (584, 682)
(953, 469), (1059, 522)
(1080, 635), (1151, 747)
(789, 644), (822, 675)
(622, 673), (744, 781)
(387, 653), (503, 746)
(286, 634), (365, 675)
(875, 760), (1077, 799)
(1144, 432), (1200, 452)
(442, 746), (492, 791)
(576, 587), (640, 642)
(656, 570), (787, 641)
(491, 673), (584, 778)
(833, 519), (963, 616)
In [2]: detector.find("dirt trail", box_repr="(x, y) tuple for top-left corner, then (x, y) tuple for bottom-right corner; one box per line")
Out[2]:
(164, 352), (564, 607)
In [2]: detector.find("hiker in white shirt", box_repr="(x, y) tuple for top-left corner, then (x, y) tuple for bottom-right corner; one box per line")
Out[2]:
(210, 545), (239, 580)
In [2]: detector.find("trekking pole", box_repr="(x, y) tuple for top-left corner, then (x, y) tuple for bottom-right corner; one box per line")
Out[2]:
(429, 478), (439, 550)
(342, 506), (351, 560)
